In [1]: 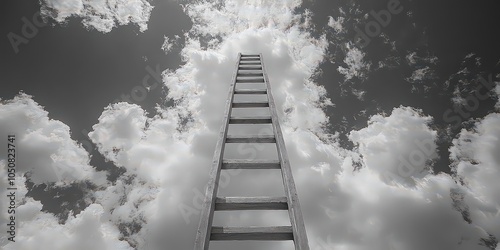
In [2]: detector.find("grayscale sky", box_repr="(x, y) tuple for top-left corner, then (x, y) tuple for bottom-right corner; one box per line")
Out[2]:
(1, 0), (500, 250)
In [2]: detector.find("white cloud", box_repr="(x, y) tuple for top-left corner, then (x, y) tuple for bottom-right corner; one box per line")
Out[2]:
(301, 107), (492, 250)
(410, 66), (429, 81)
(313, 163), (491, 250)
(0, 94), (117, 249)
(86, 100), (207, 247)
(349, 106), (438, 186)
(406, 52), (438, 66)
(3, 198), (132, 250)
(337, 43), (371, 81)
(406, 66), (434, 83)
(40, 0), (154, 33)
(185, 0), (303, 37)
(450, 113), (500, 240)
(89, 103), (148, 170)
(0, 93), (106, 186)
(351, 88), (366, 100)
(328, 16), (344, 34)
(404, 52), (438, 91)
(161, 35), (180, 55)
(451, 85), (467, 106)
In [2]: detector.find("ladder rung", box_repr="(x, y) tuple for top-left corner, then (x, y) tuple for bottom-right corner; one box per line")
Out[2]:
(226, 135), (276, 143)
(222, 159), (280, 169)
(236, 78), (265, 83)
(237, 69), (262, 73)
(230, 116), (272, 124)
(210, 226), (293, 241)
(239, 62), (261, 65)
(237, 72), (263, 77)
(215, 197), (288, 210)
(241, 54), (260, 57)
(239, 67), (263, 70)
(240, 58), (260, 61)
(240, 60), (261, 63)
(234, 89), (267, 94)
(232, 101), (269, 108)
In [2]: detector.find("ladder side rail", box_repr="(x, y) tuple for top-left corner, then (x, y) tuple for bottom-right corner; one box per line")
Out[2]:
(194, 53), (242, 250)
(260, 53), (310, 250)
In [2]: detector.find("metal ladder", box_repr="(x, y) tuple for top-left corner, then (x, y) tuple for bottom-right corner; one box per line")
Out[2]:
(194, 53), (309, 250)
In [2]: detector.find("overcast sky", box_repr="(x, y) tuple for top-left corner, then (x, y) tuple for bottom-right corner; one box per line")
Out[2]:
(1, 0), (500, 249)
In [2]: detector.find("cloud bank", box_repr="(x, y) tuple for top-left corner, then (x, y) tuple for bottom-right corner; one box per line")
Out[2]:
(39, 0), (154, 33)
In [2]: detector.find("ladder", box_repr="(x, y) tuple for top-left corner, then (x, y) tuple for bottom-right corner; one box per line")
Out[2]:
(194, 53), (309, 250)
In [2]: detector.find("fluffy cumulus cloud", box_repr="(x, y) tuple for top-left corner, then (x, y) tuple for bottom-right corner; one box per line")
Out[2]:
(306, 107), (495, 250)
(450, 113), (500, 242)
(0, 93), (106, 186)
(349, 106), (438, 186)
(89, 103), (149, 170)
(87, 101), (209, 249)
(4, 200), (132, 250)
(0, 94), (112, 248)
(39, 0), (154, 33)
(318, 166), (491, 250)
